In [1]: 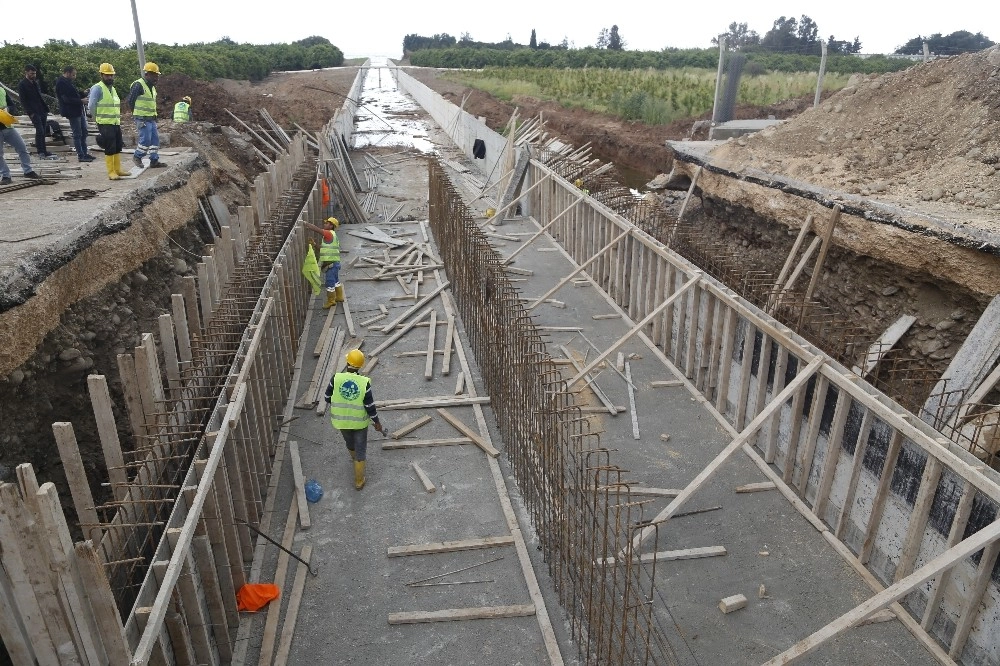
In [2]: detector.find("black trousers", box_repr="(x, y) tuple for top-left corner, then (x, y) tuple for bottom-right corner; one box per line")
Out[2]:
(97, 124), (124, 156)
(29, 113), (47, 154)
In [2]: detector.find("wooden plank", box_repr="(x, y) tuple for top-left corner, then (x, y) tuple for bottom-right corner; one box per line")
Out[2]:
(158, 313), (181, 391)
(761, 519), (1000, 665)
(379, 282), (450, 333)
(387, 536), (514, 558)
(88, 374), (128, 501)
(922, 480), (976, 630)
(852, 315), (917, 376)
(859, 430), (904, 564)
(369, 306), (432, 357)
(625, 361), (640, 440)
(834, 409), (875, 539)
(0, 484), (63, 664)
(151, 560), (198, 666)
(894, 457), (943, 582)
(163, 531), (215, 666)
(391, 415), (433, 439)
(379, 395), (491, 410)
(35, 482), (106, 666)
(272, 545), (313, 666)
(411, 462), (436, 493)
(735, 482), (777, 493)
(442, 314), (455, 375)
(388, 604), (536, 625)
(258, 501), (299, 666)
(425, 309), (437, 380)
(288, 441), (311, 530)
(51, 422), (101, 545)
(923, 295), (1000, 426)
(793, 376), (830, 494)
(734, 323), (758, 429)
(382, 437), (472, 450)
(568, 274), (700, 388)
(813, 389), (851, 521)
(651, 380), (684, 388)
(719, 594), (748, 614)
(559, 345), (617, 416)
(605, 545), (727, 565)
(0, 558), (35, 665)
(74, 542), (132, 665)
(436, 408), (500, 457)
(526, 228), (633, 312)
(630, 356), (824, 550)
(949, 538), (1000, 658)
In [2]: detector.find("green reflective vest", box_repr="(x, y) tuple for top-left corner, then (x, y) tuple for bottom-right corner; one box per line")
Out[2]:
(132, 78), (157, 117)
(319, 231), (340, 263)
(173, 101), (190, 122)
(0, 88), (7, 109)
(94, 82), (121, 126)
(329, 372), (370, 430)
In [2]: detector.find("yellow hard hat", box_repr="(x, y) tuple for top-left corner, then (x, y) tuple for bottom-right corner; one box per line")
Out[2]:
(99, 62), (115, 75)
(182, 96), (192, 103)
(325, 217), (340, 228)
(143, 62), (161, 74)
(574, 178), (584, 188)
(346, 349), (365, 368)
(0, 109), (16, 127)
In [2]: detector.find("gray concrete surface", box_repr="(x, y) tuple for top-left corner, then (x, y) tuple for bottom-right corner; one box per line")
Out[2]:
(709, 118), (783, 139)
(244, 83), (938, 662)
(0, 148), (198, 309)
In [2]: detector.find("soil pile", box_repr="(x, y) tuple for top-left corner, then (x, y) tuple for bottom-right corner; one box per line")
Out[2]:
(710, 47), (1000, 229)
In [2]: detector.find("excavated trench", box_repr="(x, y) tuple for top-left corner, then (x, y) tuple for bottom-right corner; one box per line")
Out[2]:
(0, 130), (263, 527)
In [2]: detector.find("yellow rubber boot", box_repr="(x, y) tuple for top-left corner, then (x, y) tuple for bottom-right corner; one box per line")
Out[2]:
(334, 284), (345, 303)
(323, 290), (336, 309)
(106, 155), (120, 180)
(353, 460), (366, 490)
(113, 154), (131, 176)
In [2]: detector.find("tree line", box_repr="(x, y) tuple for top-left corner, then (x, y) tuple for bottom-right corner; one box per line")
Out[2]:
(0, 36), (344, 94)
(408, 46), (916, 76)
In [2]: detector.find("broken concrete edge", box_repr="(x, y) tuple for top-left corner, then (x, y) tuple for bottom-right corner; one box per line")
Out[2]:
(0, 152), (207, 314)
(667, 141), (1000, 258)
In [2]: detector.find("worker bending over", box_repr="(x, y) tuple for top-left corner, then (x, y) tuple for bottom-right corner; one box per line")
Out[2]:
(303, 217), (343, 308)
(325, 350), (384, 490)
(173, 96), (192, 122)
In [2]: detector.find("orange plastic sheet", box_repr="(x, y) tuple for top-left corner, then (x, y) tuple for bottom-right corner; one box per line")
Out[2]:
(236, 582), (280, 612)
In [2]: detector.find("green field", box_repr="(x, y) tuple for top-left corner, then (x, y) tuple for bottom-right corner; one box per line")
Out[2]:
(442, 67), (851, 125)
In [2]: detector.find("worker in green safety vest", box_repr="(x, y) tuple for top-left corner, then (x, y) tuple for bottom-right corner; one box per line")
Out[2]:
(88, 62), (132, 180)
(173, 96), (192, 122)
(303, 217), (343, 308)
(127, 62), (166, 169)
(325, 349), (384, 490)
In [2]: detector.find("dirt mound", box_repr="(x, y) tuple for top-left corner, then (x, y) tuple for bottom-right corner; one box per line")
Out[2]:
(156, 73), (244, 124)
(710, 47), (1000, 227)
(156, 68), (362, 131)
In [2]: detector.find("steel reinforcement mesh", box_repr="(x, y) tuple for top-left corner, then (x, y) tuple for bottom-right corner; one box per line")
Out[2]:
(99, 162), (315, 616)
(429, 160), (682, 665)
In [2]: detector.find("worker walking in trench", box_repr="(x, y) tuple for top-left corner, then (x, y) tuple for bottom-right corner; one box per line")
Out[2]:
(303, 217), (344, 308)
(88, 63), (132, 180)
(325, 350), (385, 490)
(127, 62), (166, 168)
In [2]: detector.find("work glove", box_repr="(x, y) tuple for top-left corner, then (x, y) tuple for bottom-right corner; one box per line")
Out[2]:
(373, 421), (384, 434)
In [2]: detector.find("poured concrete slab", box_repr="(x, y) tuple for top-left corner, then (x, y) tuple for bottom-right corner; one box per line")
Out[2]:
(709, 118), (783, 140)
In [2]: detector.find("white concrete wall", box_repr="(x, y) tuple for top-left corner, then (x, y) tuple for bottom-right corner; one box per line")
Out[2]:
(391, 65), (510, 188)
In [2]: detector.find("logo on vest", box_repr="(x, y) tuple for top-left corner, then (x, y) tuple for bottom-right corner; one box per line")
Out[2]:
(338, 380), (360, 401)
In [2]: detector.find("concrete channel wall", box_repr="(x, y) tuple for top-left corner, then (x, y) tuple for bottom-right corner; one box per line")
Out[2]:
(515, 157), (1000, 664)
(392, 65), (510, 189)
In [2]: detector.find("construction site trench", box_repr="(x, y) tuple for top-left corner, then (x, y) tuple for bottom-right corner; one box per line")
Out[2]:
(0, 50), (999, 666)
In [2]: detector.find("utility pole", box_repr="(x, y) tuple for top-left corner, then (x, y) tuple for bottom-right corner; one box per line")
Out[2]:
(813, 39), (828, 108)
(710, 35), (726, 126)
(130, 0), (147, 70)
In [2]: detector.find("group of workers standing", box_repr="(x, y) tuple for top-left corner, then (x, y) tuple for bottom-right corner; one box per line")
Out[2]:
(1, 60), (194, 185)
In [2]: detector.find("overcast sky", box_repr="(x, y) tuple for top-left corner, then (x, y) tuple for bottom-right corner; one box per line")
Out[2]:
(4, 0), (990, 60)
